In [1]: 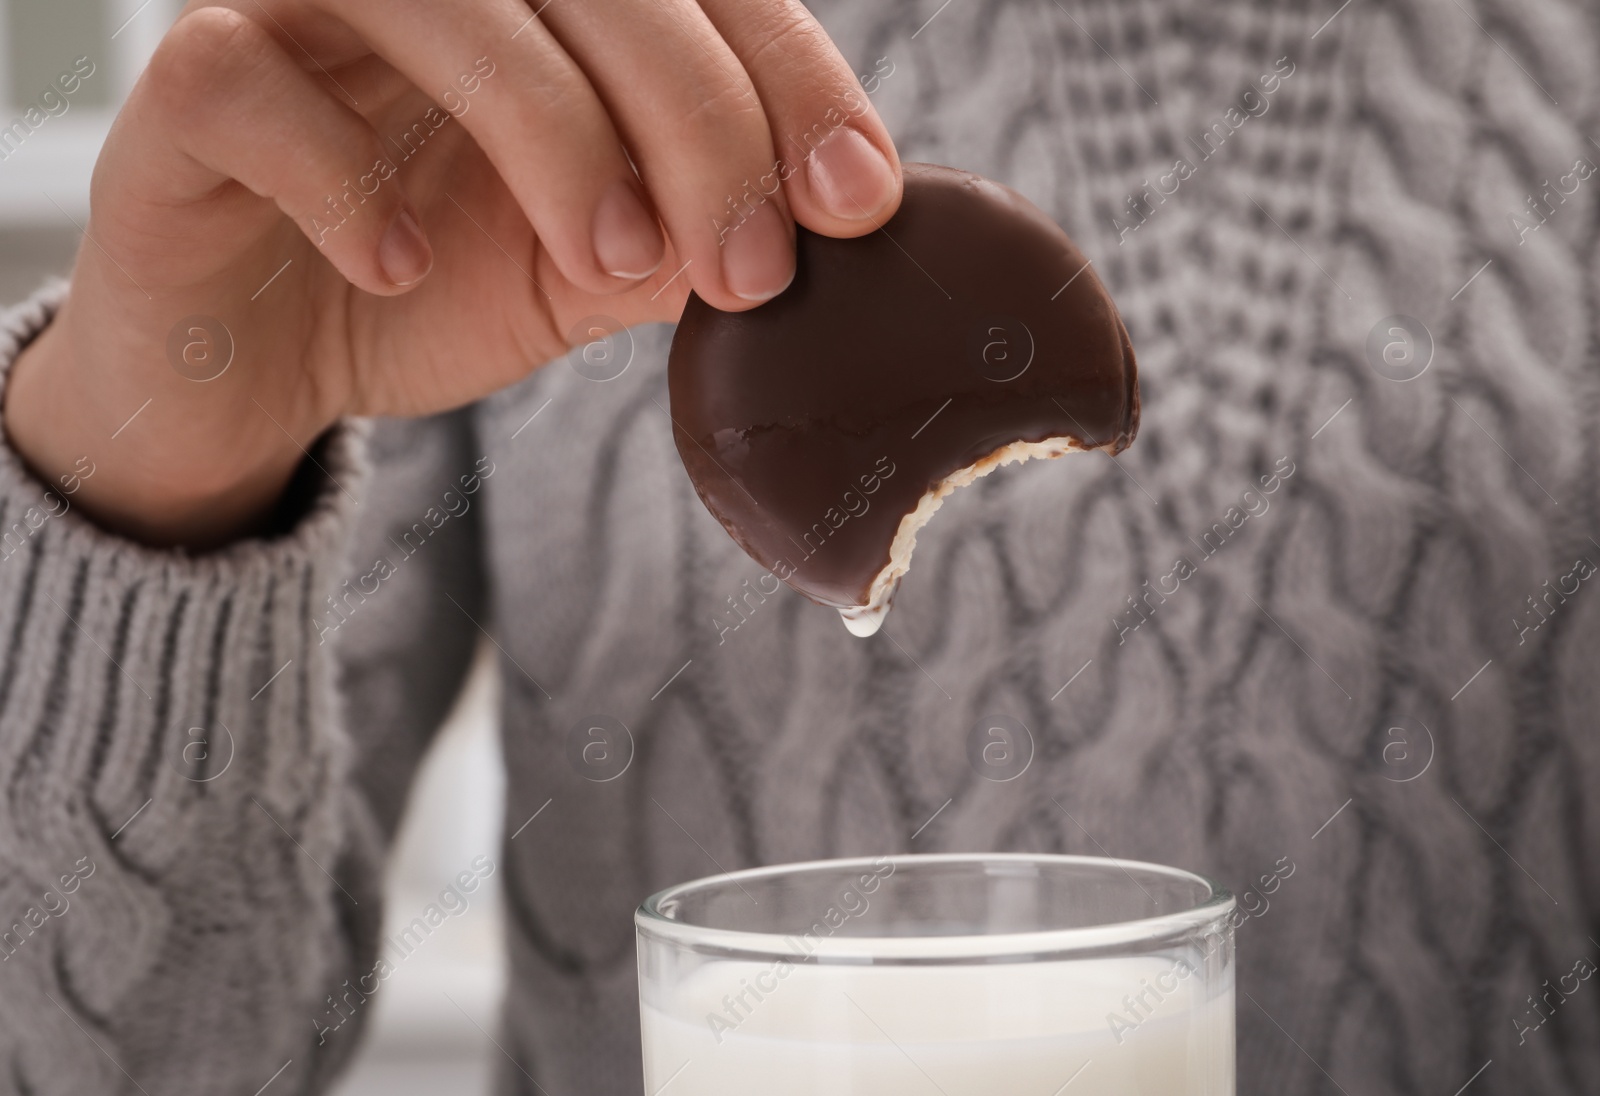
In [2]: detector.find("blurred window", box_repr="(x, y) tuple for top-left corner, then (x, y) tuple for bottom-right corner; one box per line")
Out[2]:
(0, 0), (177, 222)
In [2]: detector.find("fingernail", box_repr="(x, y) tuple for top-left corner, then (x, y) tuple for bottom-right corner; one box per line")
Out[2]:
(721, 199), (794, 302)
(806, 126), (898, 221)
(593, 179), (665, 280)
(378, 205), (432, 287)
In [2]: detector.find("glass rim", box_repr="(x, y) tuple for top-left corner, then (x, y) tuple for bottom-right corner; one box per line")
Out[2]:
(636, 852), (1234, 962)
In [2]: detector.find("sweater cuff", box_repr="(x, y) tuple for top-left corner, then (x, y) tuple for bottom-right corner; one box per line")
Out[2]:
(0, 277), (369, 1027)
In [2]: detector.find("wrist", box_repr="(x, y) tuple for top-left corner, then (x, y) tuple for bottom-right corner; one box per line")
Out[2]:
(4, 303), (318, 548)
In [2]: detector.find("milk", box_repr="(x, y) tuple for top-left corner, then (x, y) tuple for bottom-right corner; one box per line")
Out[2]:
(641, 953), (1234, 1095)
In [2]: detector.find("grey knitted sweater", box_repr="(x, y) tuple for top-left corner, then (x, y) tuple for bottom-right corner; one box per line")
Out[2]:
(2, 0), (1598, 1093)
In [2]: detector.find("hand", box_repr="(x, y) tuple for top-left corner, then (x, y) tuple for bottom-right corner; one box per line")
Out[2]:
(5, 0), (902, 546)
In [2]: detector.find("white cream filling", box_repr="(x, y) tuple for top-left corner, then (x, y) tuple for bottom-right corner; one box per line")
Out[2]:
(838, 435), (1095, 637)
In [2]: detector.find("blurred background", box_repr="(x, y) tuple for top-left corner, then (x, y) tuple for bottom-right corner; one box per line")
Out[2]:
(0, 3), (508, 1092)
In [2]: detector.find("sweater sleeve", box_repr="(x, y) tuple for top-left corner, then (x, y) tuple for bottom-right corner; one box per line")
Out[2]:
(0, 277), (374, 1095)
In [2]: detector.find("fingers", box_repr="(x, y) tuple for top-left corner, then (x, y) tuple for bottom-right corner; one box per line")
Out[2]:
(537, 0), (798, 309)
(695, 0), (902, 237)
(138, 0), (894, 314)
(124, 6), (432, 295)
(326, 0), (666, 295)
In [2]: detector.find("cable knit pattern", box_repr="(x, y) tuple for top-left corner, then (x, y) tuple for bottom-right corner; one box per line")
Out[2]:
(0, 281), (377, 1094)
(471, 2), (1599, 1095)
(1, 1), (1597, 1094)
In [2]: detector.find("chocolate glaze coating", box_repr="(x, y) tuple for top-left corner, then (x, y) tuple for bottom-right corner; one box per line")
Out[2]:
(668, 162), (1139, 613)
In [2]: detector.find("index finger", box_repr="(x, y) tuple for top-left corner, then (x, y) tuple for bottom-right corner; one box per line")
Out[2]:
(697, 0), (903, 238)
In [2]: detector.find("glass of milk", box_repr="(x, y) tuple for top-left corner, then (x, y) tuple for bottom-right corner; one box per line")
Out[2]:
(636, 853), (1235, 1096)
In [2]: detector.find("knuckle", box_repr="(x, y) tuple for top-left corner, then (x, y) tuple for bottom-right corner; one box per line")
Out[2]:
(673, 76), (765, 150)
(741, 5), (828, 77)
(146, 7), (270, 111)
(495, 64), (607, 159)
(524, 75), (594, 139)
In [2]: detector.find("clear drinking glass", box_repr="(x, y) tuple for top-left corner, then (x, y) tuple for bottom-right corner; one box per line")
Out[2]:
(636, 853), (1235, 1096)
